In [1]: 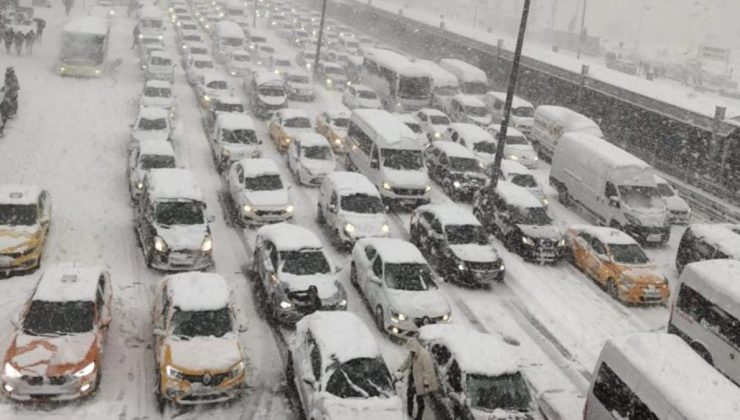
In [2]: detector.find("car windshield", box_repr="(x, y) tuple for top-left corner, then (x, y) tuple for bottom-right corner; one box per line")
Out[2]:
(244, 174), (283, 191)
(449, 157), (482, 173)
(341, 193), (384, 213)
(384, 263), (436, 291)
(466, 105), (488, 117)
(144, 87), (171, 97)
(280, 250), (330, 275)
(260, 46), (275, 53)
(215, 103), (244, 113)
(618, 185), (665, 210)
(358, 90), (377, 99)
(382, 149), (423, 170)
(151, 56), (171, 66)
(506, 136), (528, 145)
(138, 117), (167, 131)
(275, 59), (291, 67)
(511, 206), (551, 226)
(325, 65), (343, 75)
(154, 201), (204, 225)
(183, 34), (200, 41)
(609, 243), (651, 265)
(285, 117), (311, 128)
(512, 106), (534, 118)
(191, 47), (207, 55)
(446, 224), (489, 245)
(332, 117), (349, 128)
(462, 81), (488, 95)
(303, 145), (332, 160)
(510, 174), (538, 188)
(429, 115), (451, 125)
(140, 155), (176, 170)
(288, 75), (310, 83)
(251, 36), (267, 43)
(194, 60), (213, 69)
(23, 301), (94, 335)
(656, 183), (675, 197)
(326, 357), (395, 398)
(473, 141), (496, 155)
(207, 80), (227, 90)
(0, 204), (37, 226)
(435, 86), (459, 96)
(259, 86), (285, 97)
(171, 307), (232, 338)
(467, 372), (533, 412)
(233, 54), (250, 62)
(398, 76), (430, 99)
(405, 121), (423, 133)
(223, 38), (242, 47)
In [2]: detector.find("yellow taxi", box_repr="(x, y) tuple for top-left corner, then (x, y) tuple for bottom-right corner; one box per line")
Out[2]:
(566, 225), (669, 304)
(315, 109), (350, 153)
(0, 185), (52, 276)
(268, 109), (314, 152)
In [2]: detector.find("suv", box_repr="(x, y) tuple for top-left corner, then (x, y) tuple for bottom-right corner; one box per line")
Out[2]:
(1, 264), (111, 401)
(246, 70), (288, 119)
(473, 182), (566, 263)
(202, 95), (246, 133)
(317, 172), (390, 249)
(152, 272), (246, 406)
(0, 185), (51, 276)
(127, 139), (176, 201)
(135, 169), (214, 270)
(253, 223), (347, 324)
(424, 141), (487, 201)
(498, 160), (548, 207)
(675, 224), (740, 273)
(444, 122), (497, 167)
(209, 113), (261, 172)
(486, 125), (538, 169)
(226, 159), (294, 225)
(350, 238), (451, 337)
(410, 204), (504, 286)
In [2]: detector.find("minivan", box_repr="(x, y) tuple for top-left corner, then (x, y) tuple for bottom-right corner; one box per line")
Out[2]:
(529, 105), (603, 160)
(675, 223), (740, 272)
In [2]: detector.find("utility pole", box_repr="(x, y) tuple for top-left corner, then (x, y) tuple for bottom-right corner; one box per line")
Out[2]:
(252, 0), (257, 28)
(489, 0), (531, 188)
(575, 0), (588, 59)
(313, 0), (328, 78)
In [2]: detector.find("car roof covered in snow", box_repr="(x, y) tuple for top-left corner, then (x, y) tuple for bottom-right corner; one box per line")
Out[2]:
(146, 168), (203, 202)
(323, 108), (351, 120)
(487, 124), (526, 139)
(352, 109), (418, 148)
(453, 94), (486, 108)
(603, 333), (740, 420)
(144, 80), (172, 89)
(500, 159), (530, 175)
(688, 224), (740, 260)
(429, 141), (477, 159)
(148, 50), (171, 59)
(681, 259), (740, 318)
(393, 113), (417, 124)
(484, 91), (533, 109)
(138, 106), (170, 120)
(324, 172), (379, 197)
(356, 238), (426, 264)
(364, 48), (428, 78)
(413, 59), (459, 88)
(215, 20), (244, 38)
(277, 108), (310, 120)
(418, 325), (518, 376)
(320, 60), (343, 70)
(450, 123), (493, 143)
(139, 5), (163, 19)
(166, 272), (230, 311)
(258, 223), (323, 251)
(295, 132), (331, 148)
(299, 311), (381, 364)
(190, 53), (213, 63)
(235, 158), (280, 178)
(496, 181), (542, 209)
(351, 84), (375, 93)
(63, 17), (108, 35)
(217, 113), (254, 130)
(568, 225), (638, 246)
(439, 58), (487, 83)
(138, 139), (175, 157)
(0, 184), (42, 205)
(535, 105), (602, 136)
(34, 264), (106, 303)
(253, 70), (283, 86)
(418, 108), (448, 118)
(416, 204), (481, 227)
(559, 133), (650, 172)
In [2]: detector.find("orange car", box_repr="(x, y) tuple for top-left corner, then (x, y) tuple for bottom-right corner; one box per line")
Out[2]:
(315, 109), (351, 154)
(268, 109), (314, 152)
(1, 264), (112, 401)
(566, 225), (669, 304)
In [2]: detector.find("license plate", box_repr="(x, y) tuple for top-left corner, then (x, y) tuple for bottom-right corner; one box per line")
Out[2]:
(169, 253), (192, 265)
(647, 234), (662, 242)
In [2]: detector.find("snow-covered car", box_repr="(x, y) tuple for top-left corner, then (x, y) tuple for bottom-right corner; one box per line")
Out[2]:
(127, 139), (176, 201)
(185, 54), (215, 86)
(195, 71), (231, 108)
(137, 41), (164, 66)
(135, 169), (214, 271)
(316, 61), (349, 90)
(483, 91), (534, 135)
(448, 94), (492, 127)
(288, 312), (404, 420)
(393, 113), (429, 146)
(418, 325), (543, 419)
(444, 122), (497, 167)
(341, 84), (382, 110)
(287, 133), (336, 186)
(88, 2), (116, 19)
(473, 181), (567, 264)
(139, 80), (176, 119)
(499, 160), (548, 207)
(414, 108), (452, 141)
(246, 70), (289, 119)
(411, 204), (504, 286)
(0, 185), (51, 276)
(424, 141), (487, 201)
(175, 24), (200, 42)
(565, 225), (670, 305)
(283, 69), (315, 101)
(1, 264), (111, 401)
(179, 41), (209, 67)
(295, 48), (317, 71)
(315, 108), (350, 153)
(269, 55), (293, 76)
(226, 158), (293, 225)
(143, 50), (175, 82)
(138, 5), (164, 36)
(350, 237), (451, 337)
(152, 272), (246, 406)
(253, 223), (347, 323)
(209, 113), (261, 172)
(318, 171), (391, 249)
(130, 107), (173, 147)
(225, 49), (252, 77)
(203, 95), (246, 132)
(654, 175), (691, 224)
(487, 125), (538, 169)
(269, 109), (314, 152)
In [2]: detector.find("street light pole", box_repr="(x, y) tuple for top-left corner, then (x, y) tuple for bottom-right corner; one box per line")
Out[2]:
(253, 0), (257, 28)
(575, 0), (588, 59)
(489, 0), (531, 188)
(313, 0), (328, 78)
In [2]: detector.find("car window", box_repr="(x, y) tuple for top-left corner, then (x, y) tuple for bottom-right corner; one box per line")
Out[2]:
(448, 360), (463, 393)
(364, 245), (377, 260)
(591, 238), (607, 255)
(605, 182), (618, 198)
(372, 256), (383, 277)
(310, 341), (321, 379)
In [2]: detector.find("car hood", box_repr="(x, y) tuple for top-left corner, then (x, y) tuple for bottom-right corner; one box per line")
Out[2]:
(505, 145), (536, 157)
(623, 205), (668, 227)
(517, 224), (562, 241)
(280, 273), (340, 299)
(449, 244), (499, 263)
(385, 288), (449, 318)
(10, 332), (96, 376)
(258, 94), (287, 106)
(139, 96), (175, 109)
(663, 195), (690, 212)
(0, 225), (40, 253)
(284, 127), (314, 137)
(147, 65), (173, 73)
(621, 265), (663, 283)
(166, 335), (241, 371)
(321, 394), (405, 420)
(358, 98), (382, 108)
(155, 224), (208, 250)
(470, 406), (540, 420)
(383, 168), (430, 189)
(300, 157), (335, 175)
(132, 130), (169, 143)
(222, 143), (261, 159)
(469, 115), (492, 126)
(242, 189), (289, 208)
(340, 212), (389, 237)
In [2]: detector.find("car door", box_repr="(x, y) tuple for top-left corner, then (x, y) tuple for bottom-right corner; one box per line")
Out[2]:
(586, 237), (608, 282)
(424, 146), (441, 178)
(269, 114), (281, 140)
(297, 333), (322, 412)
(96, 273), (112, 333)
(367, 254), (385, 314)
(355, 245), (375, 297)
(228, 163), (244, 202)
(153, 285), (171, 364)
(572, 232), (592, 269)
(288, 139), (301, 173)
(316, 113), (328, 137)
(128, 145), (139, 186)
(326, 191), (340, 231)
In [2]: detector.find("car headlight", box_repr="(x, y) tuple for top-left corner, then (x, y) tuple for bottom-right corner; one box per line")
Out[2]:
(434, 132), (441, 138)
(533, 156), (539, 161)
(158, 35), (163, 40)
(286, 205), (294, 213)
(382, 181), (392, 191)
(521, 236), (535, 246)
(74, 362), (95, 378)
(326, 78), (333, 85)
(3, 363), (21, 379)
(154, 236), (168, 252)
(390, 309), (407, 322)
(457, 262), (466, 271)
(138, 34), (143, 39)
(230, 361), (245, 377)
(230, 71), (237, 76)
(381, 223), (390, 233)
(442, 313), (451, 322)
(557, 239), (566, 247)
(424, 185), (432, 193)
(203, 95), (211, 102)
(452, 181), (461, 189)
(243, 204), (252, 213)
(279, 300), (293, 309)
(344, 223), (355, 233)
(136, 182), (144, 190)
(620, 275), (635, 289)
(201, 236), (213, 252)
(507, 154), (519, 160)
(338, 298), (348, 307)
(542, 197), (549, 205)
(166, 365), (184, 379)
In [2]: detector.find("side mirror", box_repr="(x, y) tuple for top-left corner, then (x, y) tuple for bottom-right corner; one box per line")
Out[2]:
(370, 160), (379, 169)
(333, 265), (342, 274)
(153, 328), (166, 337)
(238, 323), (248, 333)
(327, 203), (337, 213)
(368, 273), (381, 284)
(608, 196), (620, 208)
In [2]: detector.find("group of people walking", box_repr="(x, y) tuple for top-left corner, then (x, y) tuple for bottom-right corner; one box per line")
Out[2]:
(1, 17), (45, 56)
(0, 67), (20, 137)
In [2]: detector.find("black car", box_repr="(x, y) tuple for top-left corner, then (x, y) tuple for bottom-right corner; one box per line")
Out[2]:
(424, 141), (488, 201)
(675, 223), (740, 273)
(473, 181), (566, 263)
(410, 204), (504, 287)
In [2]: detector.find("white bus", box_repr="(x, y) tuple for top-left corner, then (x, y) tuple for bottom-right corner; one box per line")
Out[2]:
(413, 59), (459, 110)
(668, 259), (740, 385)
(57, 17), (110, 77)
(360, 48), (431, 112)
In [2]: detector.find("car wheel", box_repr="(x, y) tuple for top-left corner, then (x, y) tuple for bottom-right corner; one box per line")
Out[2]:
(375, 306), (385, 334)
(350, 262), (359, 289)
(606, 278), (619, 300)
(690, 342), (713, 365)
(558, 188), (572, 206)
(154, 364), (166, 412)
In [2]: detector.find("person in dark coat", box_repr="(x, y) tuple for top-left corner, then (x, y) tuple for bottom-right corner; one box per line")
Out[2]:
(0, 100), (9, 137)
(24, 30), (34, 54)
(3, 67), (19, 119)
(13, 30), (23, 55)
(3, 29), (13, 54)
(33, 18), (45, 43)
(63, 0), (74, 16)
(131, 24), (140, 49)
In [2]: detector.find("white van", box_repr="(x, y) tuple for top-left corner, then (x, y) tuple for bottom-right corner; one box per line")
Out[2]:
(585, 333), (740, 420)
(138, 5), (164, 37)
(529, 105), (603, 159)
(438, 58), (488, 98)
(345, 109), (431, 207)
(212, 21), (245, 64)
(223, 0), (249, 31)
(668, 259), (740, 385)
(550, 133), (670, 244)
(483, 91), (534, 135)
(413, 59), (459, 111)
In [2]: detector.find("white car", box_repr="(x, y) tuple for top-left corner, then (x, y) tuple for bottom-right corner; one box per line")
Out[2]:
(500, 160), (548, 206)
(131, 107), (172, 146)
(448, 94), (492, 127)
(180, 41), (209, 67)
(287, 133), (336, 186)
(445, 122), (497, 167)
(270, 55), (293, 76)
(341, 84), (382, 110)
(195, 71), (231, 107)
(226, 158), (293, 225)
(225, 49), (252, 77)
(414, 108), (451, 141)
(128, 139), (176, 201)
(654, 175), (691, 224)
(283, 69), (315, 101)
(288, 312), (404, 420)
(138, 80), (176, 119)
(350, 238), (451, 337)
(185, 54), (215, 85)
(487, 125), (539, 169)
(209, 113), (261, 172)
(143, 50), (175, 82)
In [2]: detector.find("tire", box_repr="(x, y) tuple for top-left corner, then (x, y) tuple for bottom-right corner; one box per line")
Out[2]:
(558, 188), (571, 206)
(606, 278), (619, 300)
(350, 262), (359, 289)
(374, 306), (385, 334)
(690, 342), (713, 365)
(154, 364), (166, 413)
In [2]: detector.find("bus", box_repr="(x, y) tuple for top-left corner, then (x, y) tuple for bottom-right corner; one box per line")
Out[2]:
(57, 17), (110, 77)
(360, 48), (431, 112)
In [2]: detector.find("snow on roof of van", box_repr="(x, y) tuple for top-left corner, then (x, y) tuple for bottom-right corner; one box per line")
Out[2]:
(166, 272), (230, 311)
(217, 113), (254, 130)
(235, 158), (280, 177)
(300, 311), (380, 364)
(431, 141), (477, 159)
(138, 106), (170, 119)
(438, 58), (487, 83)
(34, 264), (104, 303)
(138, 139), (175, 157)
(295, 132), (331, 148)
(418, 325), (518, 375)
(0, 184), (42, 205)
(413, 59), (458, 88)
(535, 105), (603, 136)
(568, 225), (638, 245)
(257, 223), (323, 251)
(147, 168), (203, 202)
(365, 48), (428, 77)
(450, 123), (493, 143)
(558, 133), (650, 172)
(607, 333), (740, 420)
(417, 204), (481, 227)
(682, 259), (740, 317)
(484, 91), (533, 109)
(145, 80), (171, 89)
(216, 21), (244, 38)
(352, 109), (417, 147)
(139, 5), (163, 19)
(496, 181), (542, 209)
(689, 224), (740, 258)
(453, 94), (486, 107)
(63, 17), (108, 35)
(357, 238), (426, 264)
(325, 172), (379, 197)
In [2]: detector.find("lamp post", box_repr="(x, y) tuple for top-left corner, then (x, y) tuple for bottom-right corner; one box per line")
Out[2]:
(575, 0), (588, 59)
(313, 0), (328, 78)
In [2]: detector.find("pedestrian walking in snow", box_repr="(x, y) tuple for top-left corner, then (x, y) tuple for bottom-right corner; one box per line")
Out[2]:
(131, 24), (140, 50)
(0, 100), (9, 137)
(396, 338), (439, 420)
(63, 0), (74, 16)
(13, 30), (23, 55)
(33, 18), (45, 43)
(24, 30), (34, 55)
(3, 67), (19, 119)
(3, 29), (13, 54)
